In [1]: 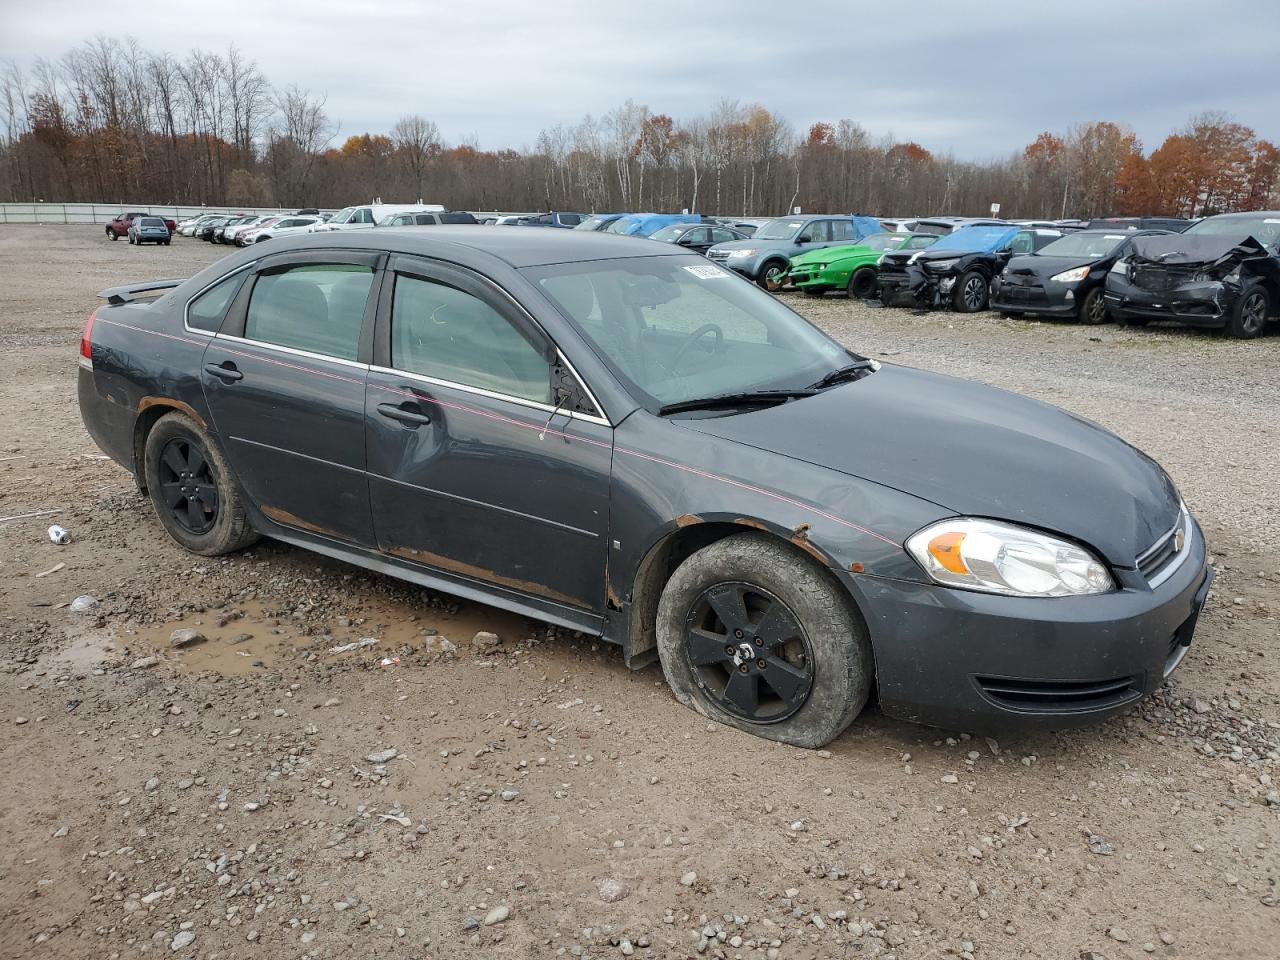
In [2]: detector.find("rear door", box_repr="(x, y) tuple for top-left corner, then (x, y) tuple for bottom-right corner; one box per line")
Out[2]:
(200, 250), (382, 545)
(364, 256), (613, 614)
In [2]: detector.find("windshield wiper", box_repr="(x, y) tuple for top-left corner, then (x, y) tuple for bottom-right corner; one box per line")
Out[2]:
(658, 390), (816, 416)
(807, 358), (880, 391)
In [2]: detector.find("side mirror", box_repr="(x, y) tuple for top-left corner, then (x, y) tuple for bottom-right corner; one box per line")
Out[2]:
(677, 235), (695, 246)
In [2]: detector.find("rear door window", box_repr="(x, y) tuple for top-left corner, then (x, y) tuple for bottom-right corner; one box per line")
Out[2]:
(830, 221), (855, 241)
(243, 263), (375, 361)
(390, 273), (551, 404)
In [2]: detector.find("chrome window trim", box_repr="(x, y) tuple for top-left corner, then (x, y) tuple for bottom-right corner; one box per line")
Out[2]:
(369, 362), (611, 428)
(212, 332), (370, 370)
(182, 260), (260, 336)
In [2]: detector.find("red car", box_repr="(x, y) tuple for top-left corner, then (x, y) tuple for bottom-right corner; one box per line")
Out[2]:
(105, 212), (176, 241)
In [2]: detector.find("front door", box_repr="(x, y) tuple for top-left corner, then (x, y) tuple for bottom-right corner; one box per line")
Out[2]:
(200, 250), (382, 546)
(364, 257), (613, 614)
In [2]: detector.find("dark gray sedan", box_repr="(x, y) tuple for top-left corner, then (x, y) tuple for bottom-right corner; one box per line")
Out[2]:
(77, 229), (1211, 746)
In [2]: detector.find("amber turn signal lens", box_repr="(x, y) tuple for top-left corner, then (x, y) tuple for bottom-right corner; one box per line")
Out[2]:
(927, 531), (969, 575)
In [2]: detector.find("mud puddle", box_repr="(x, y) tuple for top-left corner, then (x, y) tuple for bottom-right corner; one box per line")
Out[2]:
(119, 595), (537, 675)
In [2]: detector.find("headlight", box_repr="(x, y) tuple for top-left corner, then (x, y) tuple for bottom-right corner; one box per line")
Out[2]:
(725, 248), (756, 258)
(1108, 259), (1128, 274)
(1050, 266), (1090, 283)
(876, 255), (885, 266)
(905, 518), (1114, 597)
(925, 258), (960, 272)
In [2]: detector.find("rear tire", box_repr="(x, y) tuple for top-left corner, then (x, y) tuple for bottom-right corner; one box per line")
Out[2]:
(1225, 284), (1269, 339)
(952, 270), (988, 312)
(656, 533), (873, 748)
(1079, 286), (1109, 325)
(143, 413), (259, 556)
(847, 267), (878, 299)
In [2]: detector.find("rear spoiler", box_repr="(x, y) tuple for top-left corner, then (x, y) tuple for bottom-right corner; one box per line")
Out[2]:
(97, 278), (187, 305)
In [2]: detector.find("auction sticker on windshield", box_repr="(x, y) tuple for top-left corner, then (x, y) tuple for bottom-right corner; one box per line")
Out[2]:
(684, 264), (731, 279)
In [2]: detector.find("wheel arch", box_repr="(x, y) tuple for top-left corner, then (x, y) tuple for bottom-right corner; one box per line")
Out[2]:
(131, 398), (209, 492)
(619, 515), (857, 668)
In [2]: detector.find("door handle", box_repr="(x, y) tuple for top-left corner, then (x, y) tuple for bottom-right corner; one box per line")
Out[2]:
(377, 401), (432, 427)
(204, 361), (243, 382)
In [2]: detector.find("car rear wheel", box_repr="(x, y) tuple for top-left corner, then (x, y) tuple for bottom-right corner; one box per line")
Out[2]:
(656, 533), (872, 748)
(1080, 287), (1109, 325)
(144, 413), (259, 556)
(847, 267), (878, 299)
(758, 261), (788, 292)
(952, 270), (988, 312)
(1226, 284), (1270, 339)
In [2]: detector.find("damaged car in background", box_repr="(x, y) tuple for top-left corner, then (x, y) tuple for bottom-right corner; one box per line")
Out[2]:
(877, 226), (1063, 312)
(78, 229), (1211, 747)
(787, 231), (939, 299)
(1105, 212), (1280, 338)
(991, 228), (1172, 324)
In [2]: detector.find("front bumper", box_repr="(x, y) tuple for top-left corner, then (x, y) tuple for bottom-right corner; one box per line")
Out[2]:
(990, 278), (1081, 317)
(845, 519), (1212, 731)
(878, 263), (952, 307)
(1104, 276), (1232, 327)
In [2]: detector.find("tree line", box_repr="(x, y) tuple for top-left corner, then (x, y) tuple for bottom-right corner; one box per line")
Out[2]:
(2, 37), (1278, 219)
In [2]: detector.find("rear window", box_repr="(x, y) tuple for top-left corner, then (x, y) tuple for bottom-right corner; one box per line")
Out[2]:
(140, 217), (165, 227)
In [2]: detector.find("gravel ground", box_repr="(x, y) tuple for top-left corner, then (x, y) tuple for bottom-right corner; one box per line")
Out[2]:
(1, 227), (1277, 960)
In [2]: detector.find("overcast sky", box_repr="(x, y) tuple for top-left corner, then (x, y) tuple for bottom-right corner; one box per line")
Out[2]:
(3, 0), (1277, 158)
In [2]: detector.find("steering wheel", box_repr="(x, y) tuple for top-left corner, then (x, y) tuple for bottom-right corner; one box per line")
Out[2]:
(669, 323), (724, 374)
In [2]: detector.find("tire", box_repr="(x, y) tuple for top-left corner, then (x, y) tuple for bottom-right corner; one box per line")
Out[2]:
(164, 239), (171, 246)
(757, 261), (788, 292)
(1079, 286), (1109, 325)
(656, 533), (873, 748)
(107, 228), (117, 241)
(128, 234), (135, 245)
(143, 412), (259, 556)
(952, 270), (988, 312)
(1225, 283), (1270, 339)
(847, 267), (878, 299)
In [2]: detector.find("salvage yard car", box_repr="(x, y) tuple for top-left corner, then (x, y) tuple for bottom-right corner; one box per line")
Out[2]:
(877, 226), (1064, 312)
(1104, 211), (1280, 338)
(126, 216), (172, 246)
(707, 215), (884, 290)
(787, 232), (939, 298)
(647, 221), (750, 254)
(77, 228), (1211, 746)
(991, 228), (1171, 324)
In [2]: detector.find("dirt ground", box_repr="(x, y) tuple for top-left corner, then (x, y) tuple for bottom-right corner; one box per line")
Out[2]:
(1, 226), (1277, 960)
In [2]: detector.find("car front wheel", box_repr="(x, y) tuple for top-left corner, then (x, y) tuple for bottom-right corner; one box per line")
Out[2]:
(144, 412), (259, 556)
(847, 267), (878, 299)
(952, 270), (988, 312)
(656, 533), (873, 748)
(757, 261), (788, 292)
(1226, 284), (1270, 339)
(1080, 286), (1109, 325)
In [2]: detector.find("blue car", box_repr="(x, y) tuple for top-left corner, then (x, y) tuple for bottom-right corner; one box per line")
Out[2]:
(707, 215), (884, 290)
(604, 213), (702, 238)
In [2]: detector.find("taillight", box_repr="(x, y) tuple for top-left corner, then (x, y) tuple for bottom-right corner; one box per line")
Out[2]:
(79, 312), (96, 369)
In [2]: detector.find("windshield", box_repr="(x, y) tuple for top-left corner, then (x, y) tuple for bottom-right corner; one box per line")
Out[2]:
(857, 233), (901, 253)
(901, 233), (939, 250)
(1037, 232), (1128, 259)
(754, 218), (805, 240)
(574, 215), (610, 230)
(604, 217), (635, 235)
(528, 257), (850, 412)
(927, 226), (1017, 254)
(1185, 215), (1280, 248)
(649, 224), (688, 243)
(329, 206), (355, 225)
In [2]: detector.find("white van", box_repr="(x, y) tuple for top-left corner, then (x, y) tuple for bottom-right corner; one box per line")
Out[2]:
(312, 201), (446, 232)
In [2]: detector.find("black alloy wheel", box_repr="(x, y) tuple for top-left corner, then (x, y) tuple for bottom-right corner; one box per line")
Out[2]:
(157, 437), (219, 534)
(957, 272), (987, 312)
(1233, 289), (1268, 338)
(1081, 286), (1109, 325)
(683, 581), (815, 723)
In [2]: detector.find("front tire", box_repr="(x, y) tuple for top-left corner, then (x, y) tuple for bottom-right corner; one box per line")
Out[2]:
(143, 413), (259, 556)
(847, 267), (878, 299)
(656, 533), (873, 748)
(757, 261), (788, 292)
(1225, 284), (1270, 339)
(1079, 286), (1109, 325)
(952, 270), (988, 312)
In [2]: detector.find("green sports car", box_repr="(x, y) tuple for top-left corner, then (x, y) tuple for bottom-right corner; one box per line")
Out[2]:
(788, 232), (940, 298)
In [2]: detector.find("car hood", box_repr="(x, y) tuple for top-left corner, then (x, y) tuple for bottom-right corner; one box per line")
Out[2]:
(682, 365), (1180, 565)
(1127, 232), (1274, 268)
(790, 243), (875, 267)
(1003, 254), (1099, 279)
